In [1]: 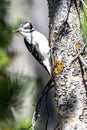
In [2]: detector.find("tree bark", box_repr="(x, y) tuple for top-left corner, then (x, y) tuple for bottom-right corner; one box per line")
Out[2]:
(47, 0), (87, 129)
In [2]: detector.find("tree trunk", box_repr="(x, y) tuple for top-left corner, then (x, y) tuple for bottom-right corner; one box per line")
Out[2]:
(47, 0), (87, 129)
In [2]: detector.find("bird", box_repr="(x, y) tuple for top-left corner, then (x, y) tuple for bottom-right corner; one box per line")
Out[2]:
(13, 21), (51, 75)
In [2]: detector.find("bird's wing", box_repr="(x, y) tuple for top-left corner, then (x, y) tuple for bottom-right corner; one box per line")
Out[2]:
(24, 38), (43, 63)
(24, 38), (50, 73)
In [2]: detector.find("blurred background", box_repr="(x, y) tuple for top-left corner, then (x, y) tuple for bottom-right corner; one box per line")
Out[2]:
(0, 0), (57, 129)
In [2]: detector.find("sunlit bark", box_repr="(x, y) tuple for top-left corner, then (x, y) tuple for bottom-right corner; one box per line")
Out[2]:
(47, 0), (87, 129)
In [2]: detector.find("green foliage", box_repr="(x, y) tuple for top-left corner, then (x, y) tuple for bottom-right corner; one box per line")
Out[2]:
(0, 24), (12, 47)
(0, 0), (9, 19)
(0, 49), (10, 70)
(0, 0), (12, 47)
(79, 0), (87, 42)
(0, 0), (12, 70)
(15, 118), (32, 130)
(0, 118), (32, 130)
(0, 74), (42, 129)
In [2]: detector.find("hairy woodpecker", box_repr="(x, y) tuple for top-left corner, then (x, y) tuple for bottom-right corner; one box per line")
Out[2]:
(13, 21), (51, 75)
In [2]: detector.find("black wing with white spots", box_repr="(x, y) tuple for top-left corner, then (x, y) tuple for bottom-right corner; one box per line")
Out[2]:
(24, 38), (43, 63)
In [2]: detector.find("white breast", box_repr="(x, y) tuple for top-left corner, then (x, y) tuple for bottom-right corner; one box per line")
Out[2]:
(26, 31), (50, 57)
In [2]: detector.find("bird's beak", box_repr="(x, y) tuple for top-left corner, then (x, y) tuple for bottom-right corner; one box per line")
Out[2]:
(12, 28), (20, 33)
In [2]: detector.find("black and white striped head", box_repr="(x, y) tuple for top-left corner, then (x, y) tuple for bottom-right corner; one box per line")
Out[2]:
(13, 21), (34, 37)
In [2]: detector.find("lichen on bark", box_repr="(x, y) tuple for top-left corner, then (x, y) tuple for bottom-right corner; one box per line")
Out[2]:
(48, 0), (87, 129)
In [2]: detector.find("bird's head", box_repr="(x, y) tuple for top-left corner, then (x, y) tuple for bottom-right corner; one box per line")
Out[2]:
(13, 21), (34, 37)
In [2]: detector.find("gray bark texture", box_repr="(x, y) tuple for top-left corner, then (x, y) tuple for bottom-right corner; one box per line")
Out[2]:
(47, 0), (87, 130)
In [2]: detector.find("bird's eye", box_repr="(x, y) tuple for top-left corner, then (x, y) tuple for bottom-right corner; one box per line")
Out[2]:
(24, 26), (30, 29)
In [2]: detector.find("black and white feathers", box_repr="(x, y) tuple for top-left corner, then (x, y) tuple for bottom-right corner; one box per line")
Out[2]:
(13, 21), (51, 75)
